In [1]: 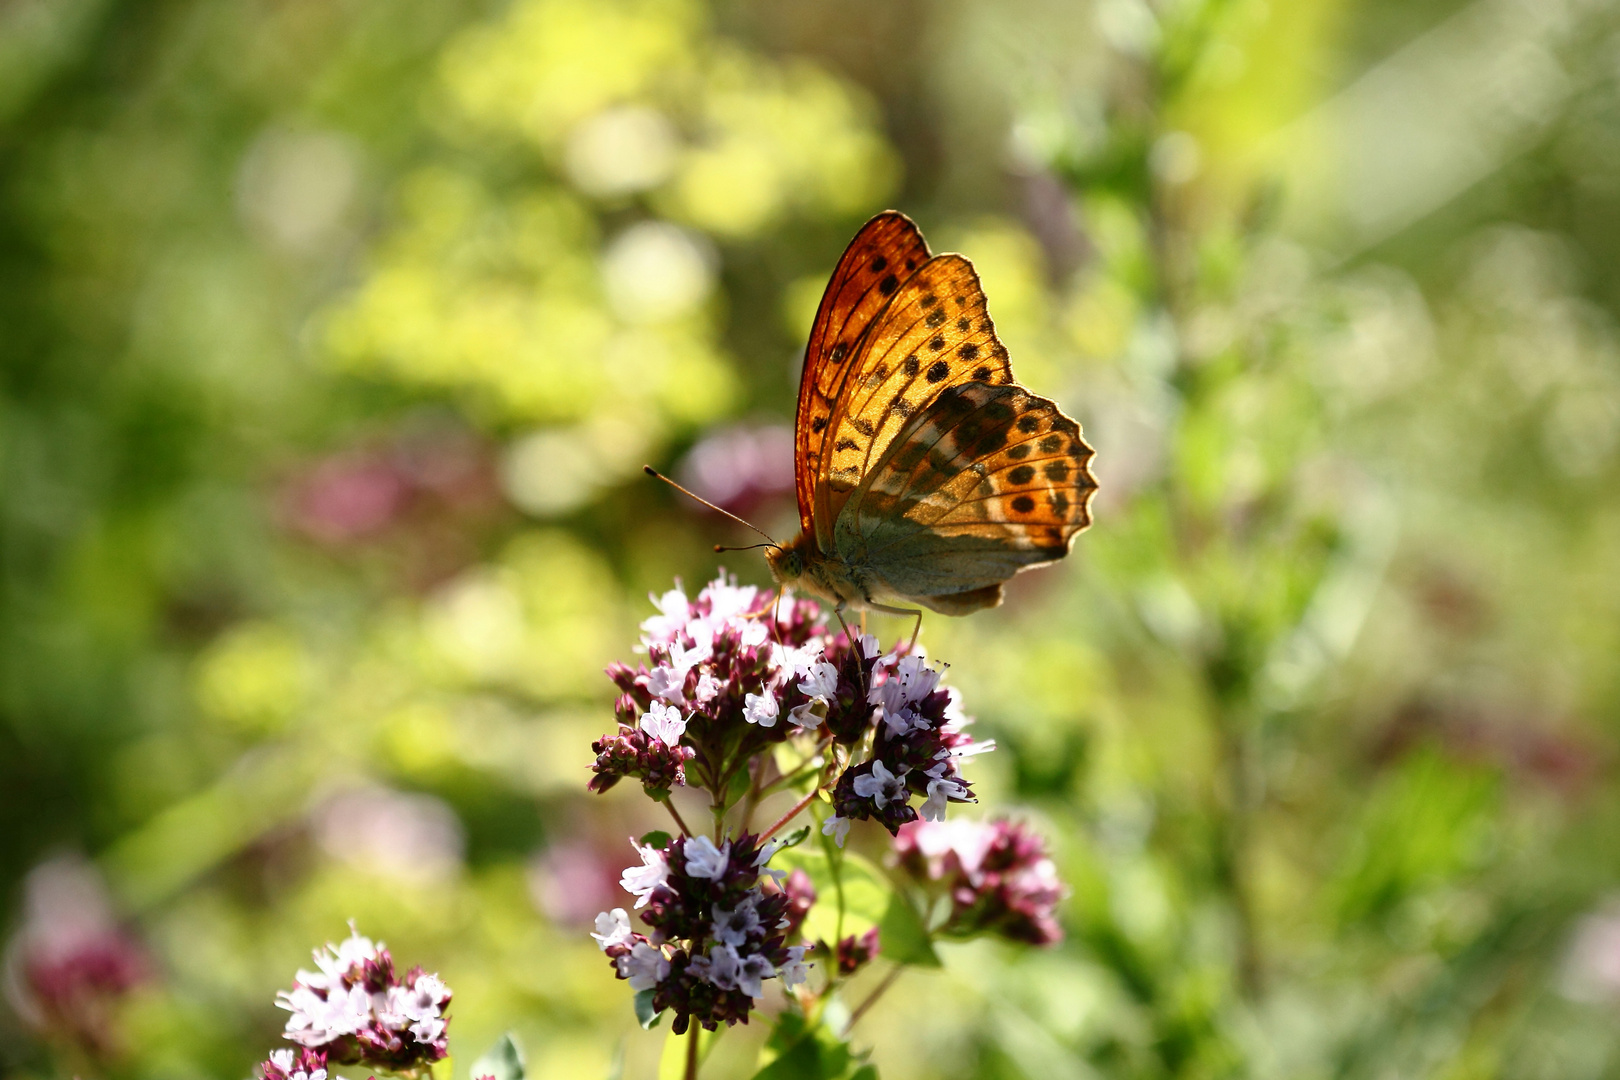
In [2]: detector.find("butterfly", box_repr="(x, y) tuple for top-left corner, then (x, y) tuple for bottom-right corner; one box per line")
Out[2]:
(761, 210), (1098, 618)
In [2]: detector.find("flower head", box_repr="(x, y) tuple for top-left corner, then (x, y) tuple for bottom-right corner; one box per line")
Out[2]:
(259, 1046), (329, 1080)
(598, 832), (810, 1034)
(894, 819), (1066, 946)
(274, 925), (452, 1070)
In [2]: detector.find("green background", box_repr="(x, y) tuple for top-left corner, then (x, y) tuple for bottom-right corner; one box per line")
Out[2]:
(3, 0), (1620, 1076)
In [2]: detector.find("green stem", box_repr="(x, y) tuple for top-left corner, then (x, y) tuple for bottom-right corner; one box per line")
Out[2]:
(685, 1021), (701, 1080)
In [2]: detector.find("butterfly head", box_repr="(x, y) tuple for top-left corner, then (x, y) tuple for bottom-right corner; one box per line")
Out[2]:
(763, 534), (808, 585)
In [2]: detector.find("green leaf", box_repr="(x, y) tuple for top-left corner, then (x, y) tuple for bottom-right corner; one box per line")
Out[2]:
(878, 890), (940, 967)
(634, 987), (663, 1029)
(469, 1032), (524, 1080)
(751, 1011), (873, 1080)
(774, 825), (812, 850)
(796, 850), (891, 944)
(640, 829), (673, 849)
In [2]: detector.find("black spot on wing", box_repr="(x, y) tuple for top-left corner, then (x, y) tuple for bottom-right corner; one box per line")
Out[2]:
(926, 361), (949, 383)
(1011, 495), (1035, 513)
(1008, 465), (1035, 485)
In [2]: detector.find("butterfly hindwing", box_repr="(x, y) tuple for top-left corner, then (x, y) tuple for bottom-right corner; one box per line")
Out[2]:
(835, 382), (1097, 605)
(797, 212), (932, 547)
(818, 255), (1013, 521)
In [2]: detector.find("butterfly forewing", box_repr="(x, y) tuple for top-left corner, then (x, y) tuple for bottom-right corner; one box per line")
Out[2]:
(817, 255), (1013, 519)
(796, 213), (932, 548)
(835, 382), (1096, 604)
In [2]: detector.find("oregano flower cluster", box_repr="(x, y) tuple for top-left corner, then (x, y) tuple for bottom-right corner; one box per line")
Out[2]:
(585, 574), (1023, 1037)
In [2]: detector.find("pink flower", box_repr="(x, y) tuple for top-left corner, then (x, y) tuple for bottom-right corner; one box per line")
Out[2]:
(894, 819), (1066, 946)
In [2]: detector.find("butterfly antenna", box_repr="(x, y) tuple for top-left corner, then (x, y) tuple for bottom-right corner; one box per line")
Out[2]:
(643, 466), (780, 548)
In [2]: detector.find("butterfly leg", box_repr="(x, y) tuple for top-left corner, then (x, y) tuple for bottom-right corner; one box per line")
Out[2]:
(863, 601), (924, 653)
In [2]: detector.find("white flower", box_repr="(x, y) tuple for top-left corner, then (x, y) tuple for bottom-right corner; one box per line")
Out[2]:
(701, 577), (758, 622)
(858, 633), (882, 659)
(591, 908), (634, 951)
(620, 843), (670, 908)
(711, 896), (762, 947)
(881, 704), (930, 738)
(753, 838), (785, 866)
(692, 944), (740, 990)
(787, 699), (826, 729)
(617, 941), (671, 991)
(949, 738), (997, 759)
(641, 587), (690, 643)
(777, 944), (811, 989)
(692, 670), (721, 704)
(410, 1016), (446, 1043)
(640, 701), (687, 745)
(735, 950), (776, 998)
(667, 634), (713, 679)
(683, 836), (731, 880)
(798, 661), (839, 701)
(870, 653), (943, 714)
(278, 981), (371, 1046)
(920, 778), (970, 821)
(645, 663), (688, 706)
(269, 1049), (295, 1072)
(773, 642), (820, 683)
(736, 617), (770, 648)
(744, 689), (780, 728)
(853, 760), (909, 809)
(821, 815), (851, 848)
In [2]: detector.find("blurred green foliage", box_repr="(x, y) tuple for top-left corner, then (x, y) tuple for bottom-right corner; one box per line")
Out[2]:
(3, 0), (1620, 1077)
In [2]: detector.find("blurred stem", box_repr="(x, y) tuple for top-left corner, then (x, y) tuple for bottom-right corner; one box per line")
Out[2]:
(1132, 29), (1267, 998)
(663, 798), (694, 838)
(1214, 700), (1264, 998)
(685, 1021), (701, 1080)
(846, 963), (905, 1031)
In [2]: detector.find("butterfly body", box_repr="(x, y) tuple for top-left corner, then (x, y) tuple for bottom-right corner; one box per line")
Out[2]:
(770, 211), (1097, 617)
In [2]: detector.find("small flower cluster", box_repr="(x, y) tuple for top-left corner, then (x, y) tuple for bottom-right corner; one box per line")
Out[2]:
(589, 701), (696, 797)
(594, 575), (991, 838)
(594, 833), (810, 1034)
(894, 819), (1067, 946)
(257, 1047), (328, 1080)
(6, 855), (148, 1060)
(275, 927), (452, 1071)
(823, 653), (991, 843)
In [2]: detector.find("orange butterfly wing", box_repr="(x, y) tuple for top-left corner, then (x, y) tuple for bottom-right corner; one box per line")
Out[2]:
(817, 254), (1012, 525)
(839, 382), (1097, 608)
(796, 212), (932, 549)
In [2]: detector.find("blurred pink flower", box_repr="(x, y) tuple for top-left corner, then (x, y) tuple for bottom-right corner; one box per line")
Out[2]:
(314, 787), (465, 885)
(278, 424), (499, 546)
(3, 855), (149, 1059)
(527, 841), (623, 926)
(894, 818), (1066, 946)
(675, 424), (794, 513)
